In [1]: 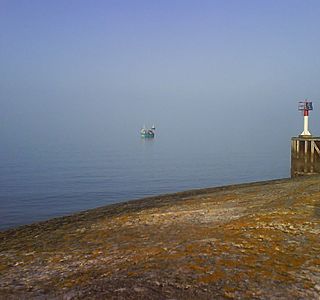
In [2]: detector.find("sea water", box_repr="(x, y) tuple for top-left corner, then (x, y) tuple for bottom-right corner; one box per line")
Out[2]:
(0, 130), (290, 230)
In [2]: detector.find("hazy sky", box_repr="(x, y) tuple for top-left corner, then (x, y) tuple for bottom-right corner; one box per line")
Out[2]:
(1, 0), (320, 149)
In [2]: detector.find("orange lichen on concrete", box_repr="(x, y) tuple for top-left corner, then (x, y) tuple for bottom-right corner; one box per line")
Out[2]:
(1, 176), (320, 299)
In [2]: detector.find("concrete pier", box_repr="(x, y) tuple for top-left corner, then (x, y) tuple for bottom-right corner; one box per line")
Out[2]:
(291, 136), (320, 177)
(1, 177), (320, 299)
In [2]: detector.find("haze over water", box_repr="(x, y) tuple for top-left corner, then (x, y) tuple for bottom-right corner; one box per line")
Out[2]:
(1, 1), (320, 229)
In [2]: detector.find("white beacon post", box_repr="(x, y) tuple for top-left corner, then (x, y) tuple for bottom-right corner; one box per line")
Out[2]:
(299, 100), (313, 137)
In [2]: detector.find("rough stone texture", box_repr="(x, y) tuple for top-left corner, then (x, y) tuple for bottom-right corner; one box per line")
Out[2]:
(1, 176), (320, 299)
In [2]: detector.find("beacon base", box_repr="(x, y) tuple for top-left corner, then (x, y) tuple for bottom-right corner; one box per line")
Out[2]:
(291, 136), (320, 177)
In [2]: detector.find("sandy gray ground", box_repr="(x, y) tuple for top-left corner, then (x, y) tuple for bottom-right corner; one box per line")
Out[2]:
(1, 176), (320, 299)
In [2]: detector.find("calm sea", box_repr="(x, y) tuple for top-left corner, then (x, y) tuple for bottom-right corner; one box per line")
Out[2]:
(0, 131), (290, 230)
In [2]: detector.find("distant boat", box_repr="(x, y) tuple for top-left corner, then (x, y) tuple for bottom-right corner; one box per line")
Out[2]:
(141, 125), (155, 138)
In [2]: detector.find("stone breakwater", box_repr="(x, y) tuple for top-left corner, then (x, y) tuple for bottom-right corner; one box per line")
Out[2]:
(1, 176), (320, 299)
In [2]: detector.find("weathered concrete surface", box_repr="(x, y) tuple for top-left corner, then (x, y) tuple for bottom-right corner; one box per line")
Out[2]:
(1, 176), (320, 299)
